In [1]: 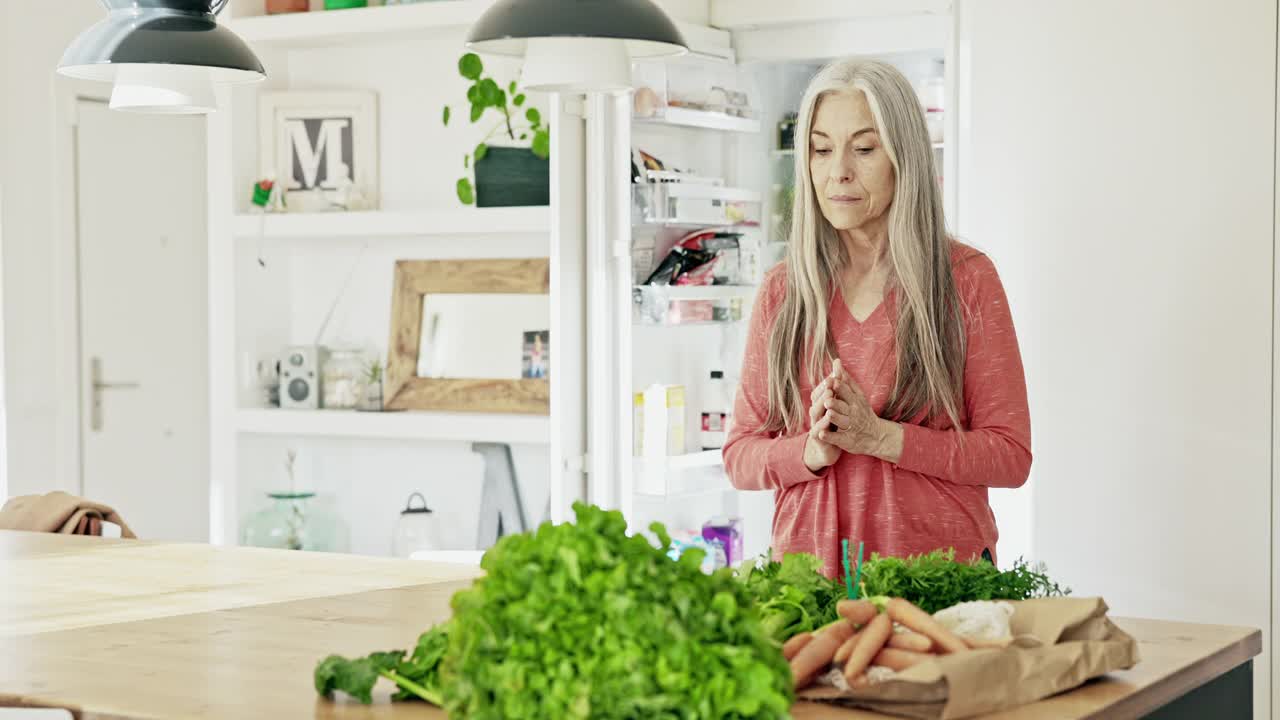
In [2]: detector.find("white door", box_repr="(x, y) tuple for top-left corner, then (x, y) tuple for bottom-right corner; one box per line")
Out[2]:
(75, 100), (209, 542)
(955, 1), (1274, 716)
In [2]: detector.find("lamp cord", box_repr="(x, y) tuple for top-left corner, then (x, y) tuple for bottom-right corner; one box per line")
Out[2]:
(211, 0), (231, 16)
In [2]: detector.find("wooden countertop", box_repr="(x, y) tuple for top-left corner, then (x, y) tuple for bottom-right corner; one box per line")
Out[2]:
(0, 531), (1261, 719)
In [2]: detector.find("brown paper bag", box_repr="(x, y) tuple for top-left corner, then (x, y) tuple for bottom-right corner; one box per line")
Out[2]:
(799, 597), (1140, 719)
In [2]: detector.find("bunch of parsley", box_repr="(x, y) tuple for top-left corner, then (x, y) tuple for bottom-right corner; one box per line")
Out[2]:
(859, 548), (1070, 614)
(441, 503), (792, 719)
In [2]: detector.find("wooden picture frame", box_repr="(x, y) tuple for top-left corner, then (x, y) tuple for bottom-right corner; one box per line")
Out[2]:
(385, 259), (550, 414)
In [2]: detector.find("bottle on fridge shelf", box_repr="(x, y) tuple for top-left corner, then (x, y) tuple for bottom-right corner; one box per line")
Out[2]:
(701, 370), (731, 451)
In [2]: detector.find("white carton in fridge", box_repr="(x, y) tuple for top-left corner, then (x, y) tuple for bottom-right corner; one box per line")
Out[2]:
(633, 391), (645, 456)
(642, 383), (686, 458)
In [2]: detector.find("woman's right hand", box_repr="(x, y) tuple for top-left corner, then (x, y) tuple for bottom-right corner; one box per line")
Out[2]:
(804, 378), (842, 472)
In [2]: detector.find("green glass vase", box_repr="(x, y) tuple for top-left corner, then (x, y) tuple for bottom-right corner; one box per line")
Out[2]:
(242, 491), (349, 552)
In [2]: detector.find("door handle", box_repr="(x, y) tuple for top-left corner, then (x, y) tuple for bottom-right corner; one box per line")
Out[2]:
(90, 357), (138, 432)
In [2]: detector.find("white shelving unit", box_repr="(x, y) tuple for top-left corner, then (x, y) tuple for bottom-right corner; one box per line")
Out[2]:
(226, 1), (734, 58)
(205, 2), (607, 552)
(634, 108), (761, 134)
(231, 207), (549, 239)
(236, 409), (549, 445)
(224, 1), (491, 46)
(710, 0), (952, 27)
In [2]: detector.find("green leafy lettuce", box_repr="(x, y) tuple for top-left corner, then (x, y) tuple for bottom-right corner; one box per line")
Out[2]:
(440, 503), (792, 720)
(736, 553), (843, 644)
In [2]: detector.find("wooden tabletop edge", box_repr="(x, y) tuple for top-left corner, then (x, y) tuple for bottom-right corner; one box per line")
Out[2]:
(1084, 627), (1262, 720)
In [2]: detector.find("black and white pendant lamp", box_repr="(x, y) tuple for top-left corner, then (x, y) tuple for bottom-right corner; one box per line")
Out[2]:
(58, 0), (265, 114)
(466, 0), (689, 92)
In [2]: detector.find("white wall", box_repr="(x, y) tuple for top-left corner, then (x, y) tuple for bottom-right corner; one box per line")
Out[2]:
(956, 1), (1274, 715)
(655, 0), (709, 25)
(0, 0), (102, 498)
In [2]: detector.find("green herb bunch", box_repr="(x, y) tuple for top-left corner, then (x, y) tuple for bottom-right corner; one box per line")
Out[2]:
(315, 622), (449, 705)
(736, 553), (843, 644)
(441, 503), (792, 719)
(859, 548), (1070, 614)
(443, 52), (551, 205)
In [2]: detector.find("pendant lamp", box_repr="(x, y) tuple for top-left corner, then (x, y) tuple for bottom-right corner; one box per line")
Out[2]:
(58, 0), (265, 114)
(465, 0), (688, 93)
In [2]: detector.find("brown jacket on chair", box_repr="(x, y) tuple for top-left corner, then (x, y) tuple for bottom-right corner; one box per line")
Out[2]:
(0, 491), (136, 538)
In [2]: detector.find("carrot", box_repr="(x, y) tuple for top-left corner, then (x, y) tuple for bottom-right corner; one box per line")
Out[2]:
(842, 612), (892, 684)
(837, 599), (877, 626)
(885, 598), (969, 655)
(873, 647), (933, 671)
(789, 620), (855, 689)
(833, 629), (863, 663)
(782, 632), (813, 660)
(886, 630), (933, 653)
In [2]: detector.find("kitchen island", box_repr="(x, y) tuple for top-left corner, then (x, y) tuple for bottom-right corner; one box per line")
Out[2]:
(0, 531), (1259, 719)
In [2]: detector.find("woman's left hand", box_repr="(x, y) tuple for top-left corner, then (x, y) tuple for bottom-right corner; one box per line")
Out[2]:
(817, 360), (903, 462)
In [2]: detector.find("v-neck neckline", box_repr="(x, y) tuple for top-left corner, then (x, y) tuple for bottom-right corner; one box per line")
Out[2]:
(834, 284), (888, 326)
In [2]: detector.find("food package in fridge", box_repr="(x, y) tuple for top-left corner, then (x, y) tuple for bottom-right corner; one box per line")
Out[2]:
(642, 384), (686, 456)
(633, 392), (645, 456)
(701, 516), (742, 566)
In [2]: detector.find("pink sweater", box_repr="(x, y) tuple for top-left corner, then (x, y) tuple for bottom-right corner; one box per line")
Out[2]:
(724, 244), (1031, 578)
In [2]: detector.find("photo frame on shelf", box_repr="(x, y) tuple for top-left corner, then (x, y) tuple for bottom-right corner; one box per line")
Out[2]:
(521, 330), (550, 380)
(385, 259), (551, 415)
(259, 90), (379, 212)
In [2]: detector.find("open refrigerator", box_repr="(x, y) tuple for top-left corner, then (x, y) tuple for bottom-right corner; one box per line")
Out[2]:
(582, 38), (955, 570)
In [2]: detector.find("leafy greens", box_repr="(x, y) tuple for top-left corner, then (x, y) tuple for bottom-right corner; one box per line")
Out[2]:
(314, 623), (449, 706)
(859, 548), (1070, 614)
(440, 503), (792, 719)
(317, 503), (792, 719)
(736, 553), (843, 644)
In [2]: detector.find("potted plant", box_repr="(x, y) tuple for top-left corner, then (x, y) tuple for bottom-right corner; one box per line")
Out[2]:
(357, 358), (383, 412)
(443, 52), (551, 207)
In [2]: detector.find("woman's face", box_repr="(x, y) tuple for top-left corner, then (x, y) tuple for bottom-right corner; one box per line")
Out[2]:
(809, 90), (896, 233)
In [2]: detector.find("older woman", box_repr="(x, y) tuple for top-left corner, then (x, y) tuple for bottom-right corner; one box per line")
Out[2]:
(724, 59), (1031, 578)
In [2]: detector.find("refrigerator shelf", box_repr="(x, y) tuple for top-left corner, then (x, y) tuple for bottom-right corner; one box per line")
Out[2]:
(634, 319), (747, 328)
(633, 285), (755, 325)
(633, 183), (763, 227)
(634, 107), (762, 134)
(633, 284), (756, 300)
(633, 451), (732, 497)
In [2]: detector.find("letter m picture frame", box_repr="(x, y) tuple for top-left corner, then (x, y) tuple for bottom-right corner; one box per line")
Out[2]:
(259, 91), (379, 210)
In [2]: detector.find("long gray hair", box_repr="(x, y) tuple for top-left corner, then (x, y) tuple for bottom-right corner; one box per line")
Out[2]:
(764, 58), (965, 433)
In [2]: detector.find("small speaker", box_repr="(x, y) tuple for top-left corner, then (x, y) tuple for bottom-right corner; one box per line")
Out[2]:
(279, 346), (325, 410)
